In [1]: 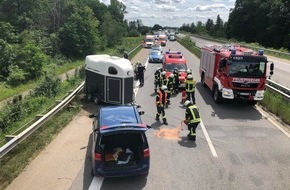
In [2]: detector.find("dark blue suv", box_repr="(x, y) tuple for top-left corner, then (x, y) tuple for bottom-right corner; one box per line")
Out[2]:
(90, 105), (150, 177)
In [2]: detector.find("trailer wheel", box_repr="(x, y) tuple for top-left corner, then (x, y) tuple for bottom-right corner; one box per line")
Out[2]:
(213, 86), (222, 103)
(201, 73), (206, 87)
(93, 95), (101, 105)
(86, 93), (93, 102)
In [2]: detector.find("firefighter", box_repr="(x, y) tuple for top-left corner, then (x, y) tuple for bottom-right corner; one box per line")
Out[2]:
(154, 67), (162, 93)
(185, 74), (196, 104)
(173, 68), (180, 94)
(165, 73), (174, 106)
(155, 85), (168, 125)
(186, 69), (192, 78)
(137, 62), (146, 87)
(160, 71), (167, 86)
(123, 51), (129, 59)
(184, 100), (200, 141)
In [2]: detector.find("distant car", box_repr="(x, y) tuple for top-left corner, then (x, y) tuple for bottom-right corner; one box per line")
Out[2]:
(151, 44), (163, 53)
(90, 105), (150, 177)
(169, 33), (175, 41)
(149, 50), (164, 63)
(163, 51), (187, 88)
(157, 35), (167, 46)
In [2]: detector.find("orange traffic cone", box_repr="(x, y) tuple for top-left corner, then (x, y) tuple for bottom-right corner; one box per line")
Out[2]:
(181, 90), (187, 104)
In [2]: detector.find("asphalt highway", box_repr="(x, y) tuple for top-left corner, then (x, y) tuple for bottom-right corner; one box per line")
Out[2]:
(6, 41), (290, 190)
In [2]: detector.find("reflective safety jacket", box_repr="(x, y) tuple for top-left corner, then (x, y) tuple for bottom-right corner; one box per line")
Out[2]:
(154, 70), (161, 84)
(185, 105), (200, 123)
(185, 79), (196, 92)
(156, 91), (167, 106)
(165, 78), (174, 91)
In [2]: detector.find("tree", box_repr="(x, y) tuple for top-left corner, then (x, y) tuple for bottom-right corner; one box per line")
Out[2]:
(58, 6), (100, 58)
(205, 19), (214, 36)
(100, 12), (126, 47)
(108, 0), (126, 23)
(0, 21), (18, 43)
(152, 24), (163, 31)
(0, 39), (15, 80)
(16, 44), (47, 80)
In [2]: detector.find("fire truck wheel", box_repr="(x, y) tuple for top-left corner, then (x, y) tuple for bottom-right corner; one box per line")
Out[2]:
(248, 100), (257, 105)
(201, 73), (206, 87)
(213, 86), (222, 103)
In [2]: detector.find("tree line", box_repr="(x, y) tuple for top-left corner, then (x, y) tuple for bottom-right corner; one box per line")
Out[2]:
(0, 0), (150, 87)
(180, 0), (289, 51)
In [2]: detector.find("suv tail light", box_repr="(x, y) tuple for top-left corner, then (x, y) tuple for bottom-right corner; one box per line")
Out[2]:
(144, 148), (150, 158)
(94, 153), (102, 161)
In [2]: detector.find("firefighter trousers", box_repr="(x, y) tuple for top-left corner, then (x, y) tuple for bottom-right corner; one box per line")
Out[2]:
(186, 91), (195, 104)
(187, 122), (199, 141)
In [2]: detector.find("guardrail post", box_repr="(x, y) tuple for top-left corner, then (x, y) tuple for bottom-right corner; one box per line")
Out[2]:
(5, 135), (16, 142)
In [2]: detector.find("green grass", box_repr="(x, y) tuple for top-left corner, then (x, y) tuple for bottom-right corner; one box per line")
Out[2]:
(260, 91), (290, 125)
(0, 101), (81, 190)
(0, 78), (84, 145)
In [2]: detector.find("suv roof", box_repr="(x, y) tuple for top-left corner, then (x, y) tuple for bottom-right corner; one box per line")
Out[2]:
(97, 105), (148, 134)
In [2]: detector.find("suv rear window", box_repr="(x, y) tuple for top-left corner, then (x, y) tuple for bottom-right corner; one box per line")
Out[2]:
(101, 107), (138, 126)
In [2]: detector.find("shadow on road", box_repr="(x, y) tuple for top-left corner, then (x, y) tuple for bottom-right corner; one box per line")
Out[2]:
(101, 175), (147, 190)
(196, 83), (263, 121)
(178, 136), (197, 148)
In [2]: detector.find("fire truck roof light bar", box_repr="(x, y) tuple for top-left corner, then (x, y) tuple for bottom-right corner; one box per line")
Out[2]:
(258, 50), (264, 55)
(231, 49), (236, 55)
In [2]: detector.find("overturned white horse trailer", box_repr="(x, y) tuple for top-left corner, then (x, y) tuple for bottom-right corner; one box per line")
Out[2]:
(84, 54), (134, 105)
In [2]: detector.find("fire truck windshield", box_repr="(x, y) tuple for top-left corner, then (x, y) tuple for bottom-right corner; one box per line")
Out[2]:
(164, 63), (187, 72)
(145, 38), (154, 42)
(228, 61), (266, 77)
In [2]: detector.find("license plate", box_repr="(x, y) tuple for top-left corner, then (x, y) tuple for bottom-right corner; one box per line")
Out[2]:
(240, 92), (249, 96)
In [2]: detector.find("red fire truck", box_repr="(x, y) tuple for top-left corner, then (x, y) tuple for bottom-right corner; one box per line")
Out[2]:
(199, 44), (274, 104)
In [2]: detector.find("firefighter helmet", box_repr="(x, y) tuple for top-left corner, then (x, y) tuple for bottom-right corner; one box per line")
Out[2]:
(161, 71), (166, 75)
(169, 73), (174, 78)
(156, 67), (161, 71)
(187, 74), (193, 79)
(161, 85), (168, 91)
(187, 69), (192, 73)
(184, 100), (191, 106)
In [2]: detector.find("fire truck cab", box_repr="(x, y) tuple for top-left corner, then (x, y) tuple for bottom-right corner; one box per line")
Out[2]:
(163, 51), (187, 88)
(199, 44), (274, 104)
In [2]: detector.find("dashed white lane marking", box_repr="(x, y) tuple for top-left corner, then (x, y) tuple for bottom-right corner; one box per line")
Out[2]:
(255, 105), (290, 138)
(89, 59), (149, 190)
(88, 177), (104, 190)
(200, 119), (218, 158)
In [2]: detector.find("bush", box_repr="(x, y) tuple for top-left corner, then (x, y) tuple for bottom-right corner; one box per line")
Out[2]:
(7, 65), (26, 86)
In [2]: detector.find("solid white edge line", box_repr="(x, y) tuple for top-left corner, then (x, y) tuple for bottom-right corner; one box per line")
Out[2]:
(255, 105), (290, 138)
(88, 177), (104, 190)
(88, 59), (149, 190)
(200, 119), (218, 158)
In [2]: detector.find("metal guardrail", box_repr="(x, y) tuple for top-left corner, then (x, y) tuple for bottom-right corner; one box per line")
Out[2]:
(266, 79), (290, 101)
(0, 82), (84, 158)
(0, 45), (141, 159)
(184, 33), (290, 58)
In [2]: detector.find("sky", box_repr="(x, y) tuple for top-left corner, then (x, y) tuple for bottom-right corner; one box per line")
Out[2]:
(100, 0), (236, 27)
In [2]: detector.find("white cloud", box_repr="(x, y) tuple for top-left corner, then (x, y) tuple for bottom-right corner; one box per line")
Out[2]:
(103, 0), (235, 27)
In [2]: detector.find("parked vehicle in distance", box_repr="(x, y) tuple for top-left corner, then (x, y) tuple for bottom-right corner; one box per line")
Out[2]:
(157, 34), (167, 46)
(149, 50), (164, 63)
(90, 105), (150, 177)
(163, 51), (187, 88)
(142, 35), (155, 48)
(151, 44), (163, 53)
(169, 33), (175, 41)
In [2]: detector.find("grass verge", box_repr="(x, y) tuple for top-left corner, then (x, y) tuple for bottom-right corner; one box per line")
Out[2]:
(0, 100), (82, 190)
